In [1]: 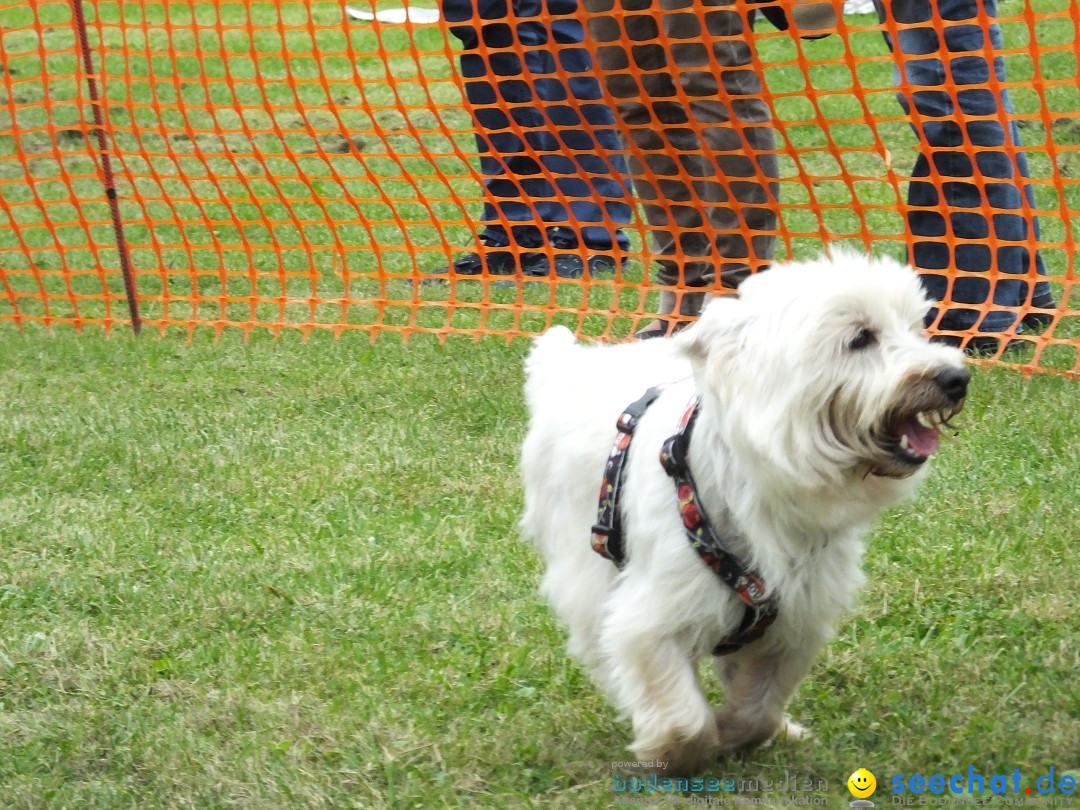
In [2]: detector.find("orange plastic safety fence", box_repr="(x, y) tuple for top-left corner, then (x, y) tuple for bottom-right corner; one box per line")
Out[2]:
(0, 0), (1077, 376)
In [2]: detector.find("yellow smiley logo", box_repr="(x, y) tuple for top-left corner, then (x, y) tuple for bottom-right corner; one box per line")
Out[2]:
(848, 768), (877, 799)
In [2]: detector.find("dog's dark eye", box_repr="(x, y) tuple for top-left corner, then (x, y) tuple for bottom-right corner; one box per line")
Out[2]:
(849, 328), (876, 351)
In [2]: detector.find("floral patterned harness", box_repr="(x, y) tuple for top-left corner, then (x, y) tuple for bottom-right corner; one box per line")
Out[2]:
(590, 387), (778, 656)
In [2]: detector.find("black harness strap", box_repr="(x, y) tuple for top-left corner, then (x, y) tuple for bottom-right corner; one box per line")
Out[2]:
(591, 389), (779, 655)
(591, 386), (665, 567)
(660, 396), (779, 655)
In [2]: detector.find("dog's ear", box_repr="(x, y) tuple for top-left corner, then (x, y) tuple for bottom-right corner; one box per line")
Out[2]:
(674, 296), (753, 370)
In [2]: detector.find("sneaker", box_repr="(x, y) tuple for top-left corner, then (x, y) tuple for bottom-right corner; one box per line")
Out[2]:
(587, 254), (623, 277)
(421, 239), (623, 285)
(522, 252), (626, 280)
(633, 319), (690, 340)
(418, 244), (518, 285)
(545, 227), (624, 278)
(1023, 293), (1058, 332)
(931, 333), (1025, 357)
(520, 252), (568, 279)
(522, 251), (625, 280)
(522, 252), (583, 280)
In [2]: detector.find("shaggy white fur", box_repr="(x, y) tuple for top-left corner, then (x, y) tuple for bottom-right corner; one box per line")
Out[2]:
(520, 250), (970, 774)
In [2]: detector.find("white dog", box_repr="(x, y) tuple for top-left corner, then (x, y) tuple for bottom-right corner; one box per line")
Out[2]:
(520, 251), (969, 775)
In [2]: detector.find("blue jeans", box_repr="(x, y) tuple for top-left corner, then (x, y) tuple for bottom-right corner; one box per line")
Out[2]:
(443, 0), (633, 251)
(877, 0), (1053, 332)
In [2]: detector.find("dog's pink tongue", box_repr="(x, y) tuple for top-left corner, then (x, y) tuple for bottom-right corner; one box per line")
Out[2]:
(898, 417), (940, 456)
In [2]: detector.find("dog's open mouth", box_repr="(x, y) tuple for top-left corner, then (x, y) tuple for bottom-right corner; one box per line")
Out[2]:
(881, 408), (959, 466)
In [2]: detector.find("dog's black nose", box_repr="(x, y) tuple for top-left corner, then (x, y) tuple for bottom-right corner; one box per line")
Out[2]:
(934, 367), (971, 402)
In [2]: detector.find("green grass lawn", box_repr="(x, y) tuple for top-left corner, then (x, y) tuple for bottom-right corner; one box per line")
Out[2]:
(0, 326), (1077, 808)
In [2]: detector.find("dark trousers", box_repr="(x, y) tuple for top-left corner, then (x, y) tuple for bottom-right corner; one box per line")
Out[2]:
(443, 0), (633, 251)
(878, 0), (1054, 331)
(584, 0), (779, 304)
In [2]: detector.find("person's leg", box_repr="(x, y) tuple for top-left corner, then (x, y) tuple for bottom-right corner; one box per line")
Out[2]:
(443, 0), (633, 275)
(587, 0), (688, 300)
(445, 0), (551, 253)
(670, 0), (778, 291)
(878, 0), (1053, 338)
(585, 0), (777, 333)
(525, 3), (634, 266)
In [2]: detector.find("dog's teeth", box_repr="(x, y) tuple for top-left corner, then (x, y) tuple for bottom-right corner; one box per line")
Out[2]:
(917, 412), (934, 429)
(899, 435), (910, 450)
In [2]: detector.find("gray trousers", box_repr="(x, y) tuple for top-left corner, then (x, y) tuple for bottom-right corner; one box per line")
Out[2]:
(584, 0), (780, 314)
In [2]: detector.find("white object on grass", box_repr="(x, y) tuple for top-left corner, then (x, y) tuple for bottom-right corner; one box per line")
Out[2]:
(345, 5), (442, 24)
(843, 0), (877, 14)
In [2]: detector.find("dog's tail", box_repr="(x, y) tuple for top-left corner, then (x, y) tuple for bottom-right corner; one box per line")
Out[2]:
(526, 325), (576, 374)
(524, 326), (577, 406)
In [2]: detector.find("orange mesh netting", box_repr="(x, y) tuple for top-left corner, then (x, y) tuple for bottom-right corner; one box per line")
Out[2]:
(0, 0), (1077, 375)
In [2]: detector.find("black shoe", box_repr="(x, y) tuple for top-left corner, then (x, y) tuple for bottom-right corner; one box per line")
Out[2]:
(418, 245), (518, 285)
(523, 252), (583, 280)
(522, 251), (625, 280)
(587, 253), (623, 277)
(931, 333), (1025, 357)
(423, 239), (622, 285)
(422, 250), (574, 285)
(545, 227), (625, 278)
(633, 319), (690, 340)
(520, 252), (558, 279)
(446, 249), (517, 276)
(1023, 293), (1058, 332)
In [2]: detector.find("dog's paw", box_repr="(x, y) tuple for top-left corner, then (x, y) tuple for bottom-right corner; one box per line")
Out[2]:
(713, 709), (809, 752)
(633, 724), (721, 776)
(781, 718), (811, 741)
(763, 717), (811, 747)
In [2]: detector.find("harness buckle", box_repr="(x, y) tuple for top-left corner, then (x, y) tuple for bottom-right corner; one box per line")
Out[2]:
(616, 386), (664, 434)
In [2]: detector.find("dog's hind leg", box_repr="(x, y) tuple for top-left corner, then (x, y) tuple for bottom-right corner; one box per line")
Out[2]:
(711, 644), (820, 752)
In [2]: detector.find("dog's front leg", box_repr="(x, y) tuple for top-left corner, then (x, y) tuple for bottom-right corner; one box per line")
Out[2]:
(712, 643), (820, 752)
(603, 615), (721, 775)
